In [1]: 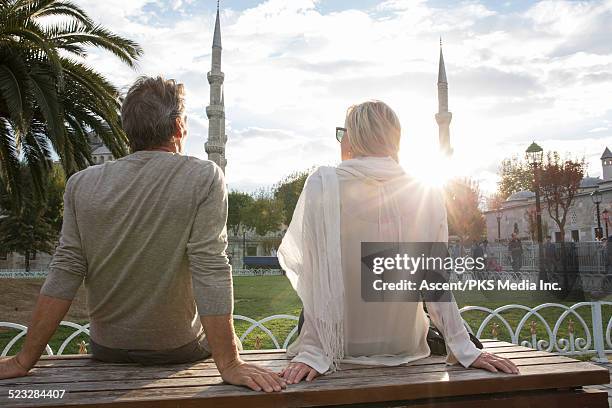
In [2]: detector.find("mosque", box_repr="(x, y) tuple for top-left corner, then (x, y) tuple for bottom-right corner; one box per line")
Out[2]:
(484, 148), (612, 243)
(0, 4), (456, 271)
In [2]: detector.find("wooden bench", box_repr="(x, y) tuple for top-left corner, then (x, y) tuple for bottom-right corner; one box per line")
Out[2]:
(0, 340), (609, 407)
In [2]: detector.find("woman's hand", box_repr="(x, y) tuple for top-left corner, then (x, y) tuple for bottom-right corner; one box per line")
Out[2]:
(281, 362), (320, 384)
(470, 352), (519, 374)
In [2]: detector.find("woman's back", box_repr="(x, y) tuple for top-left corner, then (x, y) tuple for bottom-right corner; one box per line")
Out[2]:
(336, 157), (446, 362)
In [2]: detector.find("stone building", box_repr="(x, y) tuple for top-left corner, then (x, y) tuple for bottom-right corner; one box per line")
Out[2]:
(88, 131), (114, 164)
(484, 147), (612, 243)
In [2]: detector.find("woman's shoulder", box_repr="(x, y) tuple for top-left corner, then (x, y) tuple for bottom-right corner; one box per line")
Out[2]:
(305, 166), (336, 188)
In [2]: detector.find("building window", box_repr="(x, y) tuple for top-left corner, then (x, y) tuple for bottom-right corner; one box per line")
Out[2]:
(247, 246), (257, 256)
(554, 232), (563, 242)
(513, 222), (519, 234)
(0, 250), (7, 260)
(571, 230), (579, 242)
(570, 211), (577, 225)
(100, 156), (105, 163)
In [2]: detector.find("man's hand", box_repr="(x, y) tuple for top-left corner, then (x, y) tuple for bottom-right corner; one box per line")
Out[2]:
(471, 352), (519, 374)
(0, 295), (71, 381)
(0, 356), (30, 380)
(201, 315), (286, 392)
(281, 362), (319, 384)
(220, 359), (286, 392)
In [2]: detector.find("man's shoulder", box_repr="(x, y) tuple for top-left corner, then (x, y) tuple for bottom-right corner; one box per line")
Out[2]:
(67, 164), (104, 186)
(177, 154), (218, 174)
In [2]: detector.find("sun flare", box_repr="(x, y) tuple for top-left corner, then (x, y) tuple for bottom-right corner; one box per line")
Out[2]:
(400, 145), (455, 189)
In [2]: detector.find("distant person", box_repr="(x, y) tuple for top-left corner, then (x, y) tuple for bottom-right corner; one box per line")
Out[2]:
(508, 233), (523, 273)
(277, 100), (518, 384)
(471, 240), (485, 278)
(607, 237), (612, 274)
(543, 236), (557, 281)
(0, 76), (285, 392)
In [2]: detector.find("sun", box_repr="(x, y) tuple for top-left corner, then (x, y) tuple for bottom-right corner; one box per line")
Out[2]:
(399, 145), (453, 189)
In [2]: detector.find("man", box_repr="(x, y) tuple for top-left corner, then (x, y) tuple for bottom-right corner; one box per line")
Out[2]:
(471, 240), (485, 279)
(508, 233), (523, 273)
(543, 236), (557, 281)
(0, 76), (285, 393)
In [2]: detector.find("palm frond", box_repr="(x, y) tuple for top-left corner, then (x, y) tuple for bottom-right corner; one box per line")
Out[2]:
(31, 0), (93, 28)
(0, 117), (22, 204)
(0, 53), (27, 132)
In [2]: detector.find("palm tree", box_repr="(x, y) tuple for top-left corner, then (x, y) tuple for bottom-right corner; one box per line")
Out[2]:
(0, 163), (65, 271)
(0, 0), (142, 203)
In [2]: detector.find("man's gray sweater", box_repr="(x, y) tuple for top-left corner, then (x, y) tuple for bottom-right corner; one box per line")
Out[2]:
(41, 150), (233, 350)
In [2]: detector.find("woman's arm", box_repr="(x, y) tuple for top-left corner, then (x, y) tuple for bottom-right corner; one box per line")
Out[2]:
(282, 311), (331, 383)
(426, 297), (518, 374)
(425, 298), (481, 367)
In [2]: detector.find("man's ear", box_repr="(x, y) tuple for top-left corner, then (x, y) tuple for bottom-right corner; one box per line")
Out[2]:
(174, 117), (186, 141)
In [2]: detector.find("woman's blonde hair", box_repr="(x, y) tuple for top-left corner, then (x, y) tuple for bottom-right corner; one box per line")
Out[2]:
(344, 100), (401, 159)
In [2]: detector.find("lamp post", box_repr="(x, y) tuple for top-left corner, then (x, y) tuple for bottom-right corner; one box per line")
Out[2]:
(526, 142), (544, 243)
(603, 209), (609, 239)
(496, 209), (502, 241)
(592, 189), (603, 240)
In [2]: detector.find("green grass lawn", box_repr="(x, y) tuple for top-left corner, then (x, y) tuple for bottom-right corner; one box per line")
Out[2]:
(1, 275), (610, 356)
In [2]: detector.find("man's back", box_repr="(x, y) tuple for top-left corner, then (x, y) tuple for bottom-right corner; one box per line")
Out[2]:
(41, 151), (233, 350)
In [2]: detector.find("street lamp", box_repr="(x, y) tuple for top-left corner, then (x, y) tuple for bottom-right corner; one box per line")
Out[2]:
(496, 208), (502, 241)
(603, 209), (609, 239)
(526, 142), (544, 243)
(592, 189), (603, 240)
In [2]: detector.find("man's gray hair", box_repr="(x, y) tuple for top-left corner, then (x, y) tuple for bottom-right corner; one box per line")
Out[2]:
(121, 76), (186, 151)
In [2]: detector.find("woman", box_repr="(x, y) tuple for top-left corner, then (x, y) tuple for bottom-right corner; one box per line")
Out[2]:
(278, 100), (518, 383)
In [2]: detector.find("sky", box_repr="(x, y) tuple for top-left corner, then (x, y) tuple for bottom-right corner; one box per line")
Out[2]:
(76, 0), (612, 195)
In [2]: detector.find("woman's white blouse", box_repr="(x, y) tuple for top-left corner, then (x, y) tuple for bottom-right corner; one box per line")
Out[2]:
(287, 164), (482, 373)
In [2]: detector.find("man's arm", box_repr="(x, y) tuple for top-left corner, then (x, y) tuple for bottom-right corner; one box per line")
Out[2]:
(202, 315), (285, 392)
(188, 164), (284, 392)
(0, 176), (86, 380)
(0, 295), (72, 379)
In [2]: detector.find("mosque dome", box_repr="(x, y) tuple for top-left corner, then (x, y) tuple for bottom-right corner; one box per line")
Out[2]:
(506, 191), (535, 201)
(580, 177), (601, 188)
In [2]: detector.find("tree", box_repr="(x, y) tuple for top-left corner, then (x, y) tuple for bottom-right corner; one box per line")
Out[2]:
(444, 178), (485, 243)
(486, 192), (505, 212)
(243, 190), (283, 237)
(227, 191), (254, 236)
(539, 152), (585, 242)
(524, 207), (548, 242)
(0, 163), (65, 270)
(497, 156), (532, 200)
(273, 169), (310, 225)
(0, 0), (142, 202)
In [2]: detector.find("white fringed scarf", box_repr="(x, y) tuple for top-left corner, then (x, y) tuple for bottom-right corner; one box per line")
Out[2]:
(278, 157), (406, 371)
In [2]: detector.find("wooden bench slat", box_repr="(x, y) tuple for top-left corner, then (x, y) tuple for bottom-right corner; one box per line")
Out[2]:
(2, 349), (564, 386)
(33, 352), (290, 368)
(0, 356), (585, 393)
(1, 341), (607, 408)
(1, 361), (607, 408)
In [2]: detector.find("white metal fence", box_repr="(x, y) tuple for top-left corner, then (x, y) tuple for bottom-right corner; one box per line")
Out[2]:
(2, 302), (612, 361)
(0, 269), (48, 279)
(0, 268), (285, 278)
(232, 268), (284, 276)
(454, 242), (610, 274)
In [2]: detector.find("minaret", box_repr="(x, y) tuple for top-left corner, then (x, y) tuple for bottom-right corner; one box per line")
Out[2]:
(602, 147), (612, 181)
(435, 38), (452, 156)
(205, 1), (227, 172)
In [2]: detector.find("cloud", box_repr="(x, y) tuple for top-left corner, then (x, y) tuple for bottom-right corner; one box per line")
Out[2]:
(75, 0), (612, 194)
